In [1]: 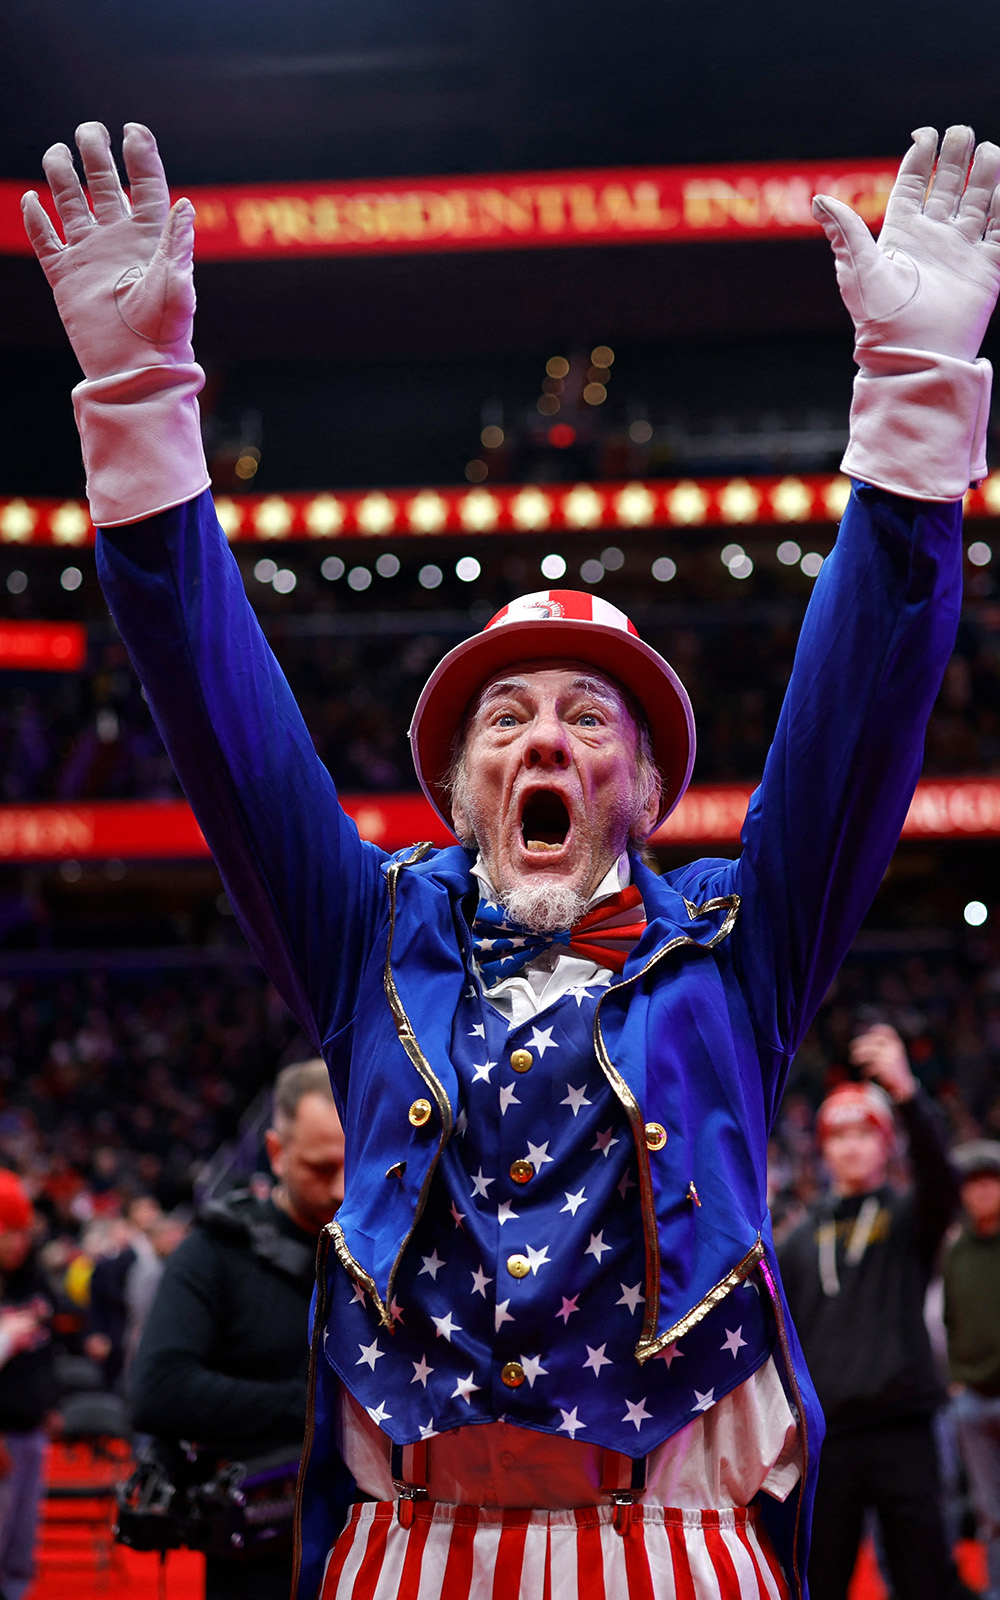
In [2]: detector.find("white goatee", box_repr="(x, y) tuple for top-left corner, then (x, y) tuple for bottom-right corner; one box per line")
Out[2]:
(500, 880), (588, 934)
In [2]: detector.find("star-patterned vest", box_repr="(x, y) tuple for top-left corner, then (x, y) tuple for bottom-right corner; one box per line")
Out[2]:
(324, 975), (775, 1454)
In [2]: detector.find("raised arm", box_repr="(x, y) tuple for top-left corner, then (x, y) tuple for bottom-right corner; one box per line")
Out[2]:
(733, 128), (1000, 1105)
(23, 126), (389, 1071)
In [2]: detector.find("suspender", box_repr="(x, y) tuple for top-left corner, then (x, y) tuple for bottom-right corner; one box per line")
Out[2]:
(390, 1441), (429, 1527)
(599, 1447), (648, 1532)
(388, 1438), (646, 1534)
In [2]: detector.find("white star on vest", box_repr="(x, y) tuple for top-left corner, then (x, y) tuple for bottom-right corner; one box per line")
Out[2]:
(524, 1243), (551, 1274)
(623, 1397), (652, 1431)
(418, 1250), (445, 1280)
(616, 1282), (645, 1314)
(561, 1084), (592, 1116)
(470, 1265), (492, 1297)
(357, 1339), (384, 1370)
(432, 1312), (461, 1342)
(558, 1406), (586, 1437)
(526, 1140), (554, 1169)
(499, 1084), (521, 1115)
(592, 1128), (620, 1157)
(583, 1343), (613, 1376)
(519, 1353), (548, 1387)
(495, 1299), (515, 1332)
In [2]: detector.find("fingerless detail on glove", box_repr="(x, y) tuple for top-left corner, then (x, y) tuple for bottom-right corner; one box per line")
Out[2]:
(72, 363), (210, 528)
(842, 348), (992, 502)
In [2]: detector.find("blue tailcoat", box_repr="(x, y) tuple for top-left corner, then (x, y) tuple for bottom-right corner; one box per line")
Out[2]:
(97, 484), (963, 1599)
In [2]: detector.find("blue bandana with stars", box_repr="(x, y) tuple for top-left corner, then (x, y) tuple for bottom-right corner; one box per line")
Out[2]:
(324, 977), (775, 1454)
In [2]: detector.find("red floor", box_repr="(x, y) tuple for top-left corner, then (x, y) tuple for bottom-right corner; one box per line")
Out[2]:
(26, 1442), (990, 1599)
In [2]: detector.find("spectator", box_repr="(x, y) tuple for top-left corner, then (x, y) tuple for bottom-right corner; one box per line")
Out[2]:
(0, 1168), (57, 1600)
(84, 1194), (161, 1388)
(945, 1140), (1000, 1600)
(779, 1024), (962, 1600)
(131, 1060), (346, 1600)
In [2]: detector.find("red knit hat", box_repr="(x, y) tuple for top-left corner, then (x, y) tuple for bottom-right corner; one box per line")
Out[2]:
(816, 1083), (895, 1144)
(408, 589), (695, 835)
(0, 1170), (33, 1232)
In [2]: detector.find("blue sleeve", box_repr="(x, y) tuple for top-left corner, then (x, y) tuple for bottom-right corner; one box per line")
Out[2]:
(96, 491), (390, 1072)
(734, 484), (963, 1103)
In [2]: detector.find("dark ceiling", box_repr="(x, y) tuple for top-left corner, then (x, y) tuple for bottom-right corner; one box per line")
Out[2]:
(3, 0), (1000, 187)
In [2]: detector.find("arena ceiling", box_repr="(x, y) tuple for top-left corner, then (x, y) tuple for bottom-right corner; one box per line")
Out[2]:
(2, 0), (999, 187)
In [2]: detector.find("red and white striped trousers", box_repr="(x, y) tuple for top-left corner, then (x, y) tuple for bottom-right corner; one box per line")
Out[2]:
(320, 1501), (790, 1600)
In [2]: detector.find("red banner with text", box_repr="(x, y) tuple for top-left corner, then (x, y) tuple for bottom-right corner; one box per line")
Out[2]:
(1, 779), (999, 862)
(1, 157), (897, 261)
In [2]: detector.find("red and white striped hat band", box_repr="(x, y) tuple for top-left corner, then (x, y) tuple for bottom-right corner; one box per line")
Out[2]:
(816, 1083), (896, 1144)
(408, 589), (696, 835)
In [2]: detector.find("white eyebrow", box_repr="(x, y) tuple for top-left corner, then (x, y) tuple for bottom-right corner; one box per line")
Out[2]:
(474, 677), (533, 713)
(471, 672), (627, 719)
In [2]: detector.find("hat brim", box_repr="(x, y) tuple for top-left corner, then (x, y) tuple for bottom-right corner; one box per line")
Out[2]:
(408, 616), (695, 836)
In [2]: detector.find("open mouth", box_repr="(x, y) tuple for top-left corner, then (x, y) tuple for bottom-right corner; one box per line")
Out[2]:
(520, 790), (570, 852)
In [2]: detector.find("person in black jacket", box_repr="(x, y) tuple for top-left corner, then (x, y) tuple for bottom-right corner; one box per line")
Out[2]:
(131, 1060), (346, 1600)
(0, 1168), (57, 1600)
(779, 1024), (961, 1600)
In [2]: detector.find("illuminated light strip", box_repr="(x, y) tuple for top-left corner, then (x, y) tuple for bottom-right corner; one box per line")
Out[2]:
(1, 777), (998, 860)
(0, 622), (86, 670)
(1, 158), (898, 261)
(2, 475), (998, 546)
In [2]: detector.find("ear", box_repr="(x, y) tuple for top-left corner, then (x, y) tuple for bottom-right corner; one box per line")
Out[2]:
(631, 781), (662, 843)
(264, 1128), (284, 1180)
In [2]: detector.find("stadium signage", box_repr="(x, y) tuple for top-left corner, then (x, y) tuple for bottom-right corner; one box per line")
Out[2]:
(0, 781), (998, 861)
(0, 622), (86, 670)
(0, 159), (896, 260)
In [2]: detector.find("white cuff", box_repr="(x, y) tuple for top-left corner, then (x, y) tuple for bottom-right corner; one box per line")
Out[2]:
(841, 347), (992, 502)
(72, 363), (211, 528)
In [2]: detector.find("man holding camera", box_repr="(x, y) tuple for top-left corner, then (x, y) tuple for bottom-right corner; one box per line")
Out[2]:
(131, 1061), (345, 1600)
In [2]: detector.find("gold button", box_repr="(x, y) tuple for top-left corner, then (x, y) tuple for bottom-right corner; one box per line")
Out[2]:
(506, 1253), (530, 1279)
(644, 1121), (667, 1151)
(510, 1049), (533, 1074)
(501, 1361), (525, 1388)
(408, 1098), (432, 1128)
(509, 1160), (534, 1185)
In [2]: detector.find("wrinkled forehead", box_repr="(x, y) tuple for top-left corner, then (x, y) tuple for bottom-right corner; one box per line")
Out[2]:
(466, 658), (634, 726)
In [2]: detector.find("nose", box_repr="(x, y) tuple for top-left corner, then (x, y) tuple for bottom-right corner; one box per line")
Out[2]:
(524, 706), (570, 768)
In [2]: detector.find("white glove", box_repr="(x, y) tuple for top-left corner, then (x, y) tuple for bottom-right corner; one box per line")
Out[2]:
(22, 123), (210, 527)
(814, 125), (1000, 500)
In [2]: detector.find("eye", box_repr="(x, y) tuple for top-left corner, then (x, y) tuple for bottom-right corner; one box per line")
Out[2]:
(493, 711), (519, 729)
(575, 711), (603, 727)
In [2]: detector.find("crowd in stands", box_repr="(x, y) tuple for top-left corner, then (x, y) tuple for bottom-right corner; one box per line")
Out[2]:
(0, 582), (999, 804)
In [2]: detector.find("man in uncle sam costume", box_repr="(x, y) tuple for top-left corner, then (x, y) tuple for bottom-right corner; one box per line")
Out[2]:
(22, 120), (1000, 1599)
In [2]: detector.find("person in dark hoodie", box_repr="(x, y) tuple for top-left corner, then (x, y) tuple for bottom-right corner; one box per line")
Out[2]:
(779, 1024), (961, 1600)
(131, 1060), (346, 1600)
(0, 1168), (57, 1600)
